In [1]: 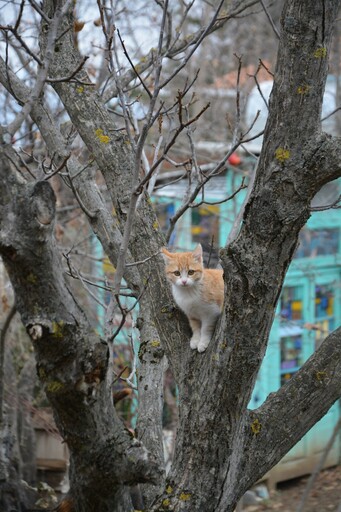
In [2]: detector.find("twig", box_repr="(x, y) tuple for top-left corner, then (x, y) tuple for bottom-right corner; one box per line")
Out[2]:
(28, 0), (51, 23)
(136, 101), (210, 194)
(260, 0), (280, 39)
(193, 177), (247, 208)
(321, 106), (341, 122)
(111, 1), (171, 296)
(0, 25), (43, 65)
(125, 251), (160, 267)
(160, 0), (226, 90)
(259, 58), (274, 78)
(117, 29), (152, 99)
(42, 153), (71, 181)
(66, 166), (97, 219)
(46, 56), (91, 84)
(248, 64), (269, 111)
(147, 135), (164, 196)
(14, 0), (25, 32)
(165, 130), (262, 244)
(113, 365), (129, 384)
(226, 165), (256, 246)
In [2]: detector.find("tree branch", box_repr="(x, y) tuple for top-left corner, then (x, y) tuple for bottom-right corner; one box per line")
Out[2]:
(245, 326), (341, 486)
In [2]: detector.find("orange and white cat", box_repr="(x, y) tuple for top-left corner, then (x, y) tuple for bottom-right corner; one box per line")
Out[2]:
(161, 244), (224, 352)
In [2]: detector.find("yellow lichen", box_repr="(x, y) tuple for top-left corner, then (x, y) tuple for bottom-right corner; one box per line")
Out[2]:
(316, 371), (327, 381)
(151, 340), (161, 347)
(166, 485), (173, 494)
(179, 492), (191, 501)
(297, 84), (310, 95)
(152, 220), (159, 230)
(76, 85), (84, 94)
(314, 47), (327, 58)
(51, 320), (65, 339)
(275, 147), (290, 162)
(95, 128), (110, 144)
(38, 368), (47, 380)
(26, 273), (37, 284)
(251, 418), (262, 435)
(162, 498), (170, 507)
(46, 380), (64, 393)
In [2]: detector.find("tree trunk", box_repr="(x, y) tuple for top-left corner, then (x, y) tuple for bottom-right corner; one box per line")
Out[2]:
(0, 154), (161, 511)
(0, 1), (341, 511)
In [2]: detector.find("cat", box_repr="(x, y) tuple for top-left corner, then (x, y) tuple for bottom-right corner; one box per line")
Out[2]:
(161, 244), (224, 353)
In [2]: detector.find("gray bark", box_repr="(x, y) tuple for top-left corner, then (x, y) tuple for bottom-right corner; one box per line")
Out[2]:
(0, 0), (341, 511)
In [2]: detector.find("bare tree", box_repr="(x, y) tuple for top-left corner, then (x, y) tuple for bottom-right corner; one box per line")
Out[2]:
(0, 1), (340, 511)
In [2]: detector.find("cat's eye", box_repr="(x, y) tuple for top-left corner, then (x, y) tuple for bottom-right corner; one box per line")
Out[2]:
(173, 270), (181, 276)
(188, 270), (195, 275)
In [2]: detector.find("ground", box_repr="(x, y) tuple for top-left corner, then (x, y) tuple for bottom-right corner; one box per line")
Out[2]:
(248, 465), (341, 511)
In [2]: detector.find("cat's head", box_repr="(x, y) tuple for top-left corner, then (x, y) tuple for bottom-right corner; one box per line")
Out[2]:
(161, 244), (203, 288)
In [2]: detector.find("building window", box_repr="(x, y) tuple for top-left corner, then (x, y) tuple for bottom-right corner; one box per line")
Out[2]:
(191, 204), (219, 247)
(279, 286), (304, 385)
(280, 335), (303, 386)
(314, 284), (335, 349)
(280, 286), (303, 321)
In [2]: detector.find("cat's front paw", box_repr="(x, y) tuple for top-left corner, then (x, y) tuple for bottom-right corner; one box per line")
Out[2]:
(190, 334), (200, 350)
(197, 340), (209, 353)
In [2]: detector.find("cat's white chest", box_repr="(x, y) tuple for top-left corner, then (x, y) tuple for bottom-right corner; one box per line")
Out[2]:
(171, 284), (219, 319)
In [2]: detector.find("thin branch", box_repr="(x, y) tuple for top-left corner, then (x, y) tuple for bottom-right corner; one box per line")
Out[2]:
(117, 29), (152, 99)
(260, 0), (280, 39)
(159, 0), (226, 90)
(321, 106), (341, 122)
(0, 25), (43, 65)
(28, 0), (51, 23)
(136, 101), (211, 195)
(226, 164), (256, 246)
(164, 129), (263, 243)
(192, 177), (247, 208)
(14, 0), (25, 32)
(46, 56), (92, 84)
(42, 153), (71, 181)
(101, 0), (260, 103)
(125, 251), (161, 267)
(66, 166), (97, 218)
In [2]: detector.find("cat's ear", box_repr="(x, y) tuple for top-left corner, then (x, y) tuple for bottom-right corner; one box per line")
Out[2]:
(192, 244), (203, 262)
(161, 247), (174, 263)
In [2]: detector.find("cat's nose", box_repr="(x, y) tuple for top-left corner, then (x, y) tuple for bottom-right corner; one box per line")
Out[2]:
(181, 279), (188, 285)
